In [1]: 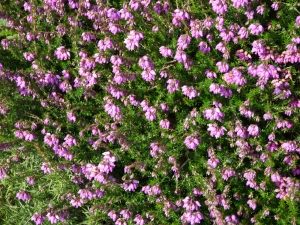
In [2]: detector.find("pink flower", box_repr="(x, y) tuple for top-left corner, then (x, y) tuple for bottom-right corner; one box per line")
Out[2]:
(67, 111), (76, 122)
(207, 124), (226, 138)
(247, 199), (257, 210)
(216, 61), (229, 73)
(31, 213), (46, 225)
(141, 68), (156, 81)
(159, 46), (173, 58)
(145, 106), (156, 121)
(23, 52), (35, 61)
(177, 34), (191, 50)
(248, 23), (264, 35)
(133, 214), (145, 225)
(26, 176), (35, 185)
(182, 85), (198, 99)
(41, 162), (53, 174)
(183, 196), (201, 210)
(167, 79), (180, 93)
(108, 210), (118, 221)
(207, 157), (220, 168)
(231, 0), (249, 8)
(172, 9), (190, 27)
(271, 2), (279, 11)
(174, 49), (188, 63)
(16, 190), (31, 201)
(124, 30), (143, 51)
(70, 196), (83, 208)
(256, 5), (264, 15)
(203, 107), (224, 121)
(181, 211), (204, 224)
(199, 42), (211, 53)
(210, 0), (228, 15)
(160, 103), (169, 111)
(54, 46), (70, 60)
(184, 134), (201, 150)
(247, 124), (259, 136)
(244, 169), (256, 181)
(120, 209), (132, 220)
(123, 180), (139, 191)
(221, 168), (236, 181)
(160, 119), (170, 129)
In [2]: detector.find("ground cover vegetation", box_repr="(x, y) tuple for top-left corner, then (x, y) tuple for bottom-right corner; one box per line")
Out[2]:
(0, 0), (300, 224)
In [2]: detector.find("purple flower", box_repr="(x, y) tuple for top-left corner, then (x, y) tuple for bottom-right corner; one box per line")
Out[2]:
(203, 107), (224, 121)
(54, 46), (70, 60)
(133, 214), (145, 225)
(221, 168), (236, 181)
(159, 46), (173, 58)
(281, 141), (297, 153)
(16, 190), (31, 201)
(108, 210), (118, 221)
(145, 106), (156, 121)
(184, 134), (201, 150)
(210, 0), (228, 15)
(231, 0), (249, 8)
(238, 27), (249, 39)
(172, 9), (190, 27)
(247, 199), (257, 210)
(182, 85), (198, 99)
(244, 169), (256, 181)
(23, 52), (35, 61)
(41, 162), (53, 174)
(182, 196), (201, 211)
(209, 83), (220, 94)
(181, 211), (204, 224)
(216, 61), (229, 73)
(138, 55), (154, 69)
(207, 124), (226, 138)
(219, 29), (234, 42)
(177, 34), (191, 50)
(256, 5), (265, 15)
(296, 16), (300, 25)
(247, 124), (259, 136)
(199, 42), (211, 53)
(26, 176), (35, 185)
(31, 213), (46, 225)
(167, 79), (180, 93)
(124, 30), (143, 51)
(248, 23), (264, 35)
(123, 180), (139, 191)
(141, 68), (156, 82)
(160, 119), (170, 129)
(120, 209), (132, 220)
(205, 70), (217, 79)
(174, 48), (188, 62)
(190, 20), (205, 38)
(70, 196), (83, 208)
(271, 2), (280, 11)
(160, 103), (169, 111)
(207, 157), (220, 168)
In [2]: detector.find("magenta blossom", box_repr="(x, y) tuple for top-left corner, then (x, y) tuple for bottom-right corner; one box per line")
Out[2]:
(54, 46), (70, 60)
(182, 85), (198, 99)
(31, 213), (46, 225)
(247, 124), (259, 136)
(16, 190), (32, 201)
(160, 119), (170, 129)
(184, 134), (201, 150)
(248, 23), (264, 35)
(159, 46), (173, 58)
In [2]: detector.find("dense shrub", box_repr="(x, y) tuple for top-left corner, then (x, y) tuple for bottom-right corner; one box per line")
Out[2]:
(0, 0), (300, 224)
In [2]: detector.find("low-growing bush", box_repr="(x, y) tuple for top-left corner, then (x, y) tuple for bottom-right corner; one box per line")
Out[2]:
(0, 0), (300, 224)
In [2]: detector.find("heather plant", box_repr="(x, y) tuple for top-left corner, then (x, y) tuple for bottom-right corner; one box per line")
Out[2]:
(0, 0), (300, 224)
